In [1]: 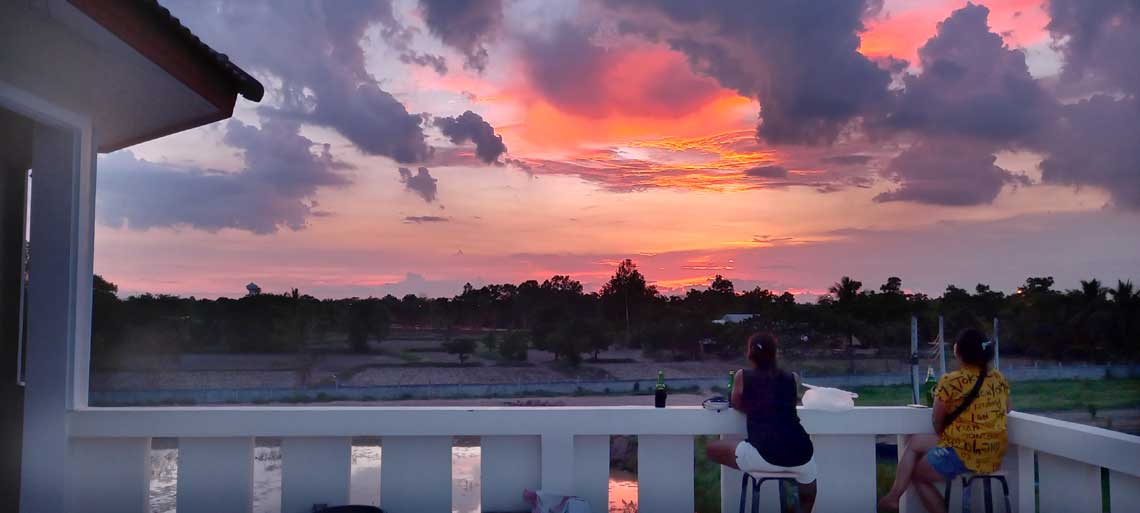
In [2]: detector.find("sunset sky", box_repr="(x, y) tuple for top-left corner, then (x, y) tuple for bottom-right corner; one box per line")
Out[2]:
(94, 0), (1140, 299)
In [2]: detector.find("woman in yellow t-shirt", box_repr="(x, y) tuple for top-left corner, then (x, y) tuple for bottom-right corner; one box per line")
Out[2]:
(879, 328), (1011, 513)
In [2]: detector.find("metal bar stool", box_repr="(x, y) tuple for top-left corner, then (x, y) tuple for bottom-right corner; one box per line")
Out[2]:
(740, 471), (800, 513)
(942, 471), (1011, 513)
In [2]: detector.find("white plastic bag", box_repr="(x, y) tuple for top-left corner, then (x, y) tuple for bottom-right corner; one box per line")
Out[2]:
(801, 383), (858, 411)
(524, 489), (592, 513)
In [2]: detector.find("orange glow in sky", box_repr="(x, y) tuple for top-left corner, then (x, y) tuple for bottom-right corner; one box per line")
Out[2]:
(92, 0), (1140, 301)
(861, 0), (1051, 64)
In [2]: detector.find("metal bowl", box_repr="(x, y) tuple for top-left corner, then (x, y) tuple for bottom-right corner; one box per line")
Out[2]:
(702, 396), (730, 412)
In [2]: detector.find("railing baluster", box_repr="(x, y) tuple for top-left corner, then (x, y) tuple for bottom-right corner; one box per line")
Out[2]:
(897, 435), (925, 513)
(1015, 445), (1035, 513)
(813, 434), (876, 513)
(380, 436), (452, 513)
(177, 437), (254, 513)
(68, 437), (151, 513)
(481, 435), (539, 512)
(638, 435), (694, 513)
(1037, 452), (1101, 513)
(541, 433), (574, 494)
(1109, 470), (1140, 513)
(574, 435), (610, 512)
(719, 437), (744, 513)
(281, 437), (350, 513)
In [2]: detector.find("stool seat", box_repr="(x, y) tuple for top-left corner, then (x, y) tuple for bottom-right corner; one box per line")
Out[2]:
(746, 471), (799, 479)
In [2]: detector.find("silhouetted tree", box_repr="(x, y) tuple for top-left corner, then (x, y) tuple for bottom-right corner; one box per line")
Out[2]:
(443, 338), (477, 363)
(601, 259), (657, 347)
(347, 299), (390, 353)
(499, 331), (529, 361)
(482, 332), (498, 352)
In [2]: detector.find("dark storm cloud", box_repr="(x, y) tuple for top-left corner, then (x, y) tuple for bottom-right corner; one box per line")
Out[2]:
(606, 0), (891, 145)
(875, 4), (1049, 206)
(398, 167), (439, 203)
(744, 165), (789, 179)
(1038, 0), (1140, 209)
(163, 0), (432, 163)
(885, 4), (1056, 143)
(822, 154), (873, 166)
(875, 140), (1025, 206)
(432, 111), (507, 164)
(367, 0), (449, 74)
(518, 24), (610, 117)
(97, 119), (351, 234)
(1039, 96), (1140, 209)
(418, 0), (503, 72)
(1048, 0), (1140, 97)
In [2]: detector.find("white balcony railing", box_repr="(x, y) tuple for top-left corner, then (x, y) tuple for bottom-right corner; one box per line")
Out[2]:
(65, 406), (1140, 513)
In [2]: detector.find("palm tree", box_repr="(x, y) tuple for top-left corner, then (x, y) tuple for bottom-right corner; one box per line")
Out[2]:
(829, 276), (863, 305)
(1110, 280), (1136, 306)
(1071, 279), (1109, 358)
(828, 276), (863, 372)
(1080, 279), (1107, 304)
(1109, 281), (1139, 360)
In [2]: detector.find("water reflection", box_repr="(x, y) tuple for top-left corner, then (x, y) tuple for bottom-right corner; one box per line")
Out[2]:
(609, 471), (638, 513)
(150, 445), (635, 513)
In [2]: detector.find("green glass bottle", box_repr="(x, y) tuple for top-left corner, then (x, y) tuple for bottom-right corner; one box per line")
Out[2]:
(654, 370), (667, 408)
(923, 366), (938, 406)
(727, 370), (735, 407)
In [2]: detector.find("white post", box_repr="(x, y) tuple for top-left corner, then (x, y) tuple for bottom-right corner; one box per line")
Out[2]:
(638, 435), (694, 513)
(938, 316), (946, 375)
(911, 316), (920, 405)
(20, 121), (92, 513)
(573, 435), (610, 513)
(540, 434), (575, 495)
(380, 436), (452, 513)
(482, 436), (540, 512)
(896, 435), (925, 513)
(993, 318), (1000, 370)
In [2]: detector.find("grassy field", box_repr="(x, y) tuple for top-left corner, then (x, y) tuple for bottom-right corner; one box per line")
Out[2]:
(851, 378), (1140, 411)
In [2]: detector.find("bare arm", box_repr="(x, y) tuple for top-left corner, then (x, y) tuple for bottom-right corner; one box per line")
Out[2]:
(731, 369), (747, 413)
(932, 397), (949, 435)
(792, 372), (803, 405)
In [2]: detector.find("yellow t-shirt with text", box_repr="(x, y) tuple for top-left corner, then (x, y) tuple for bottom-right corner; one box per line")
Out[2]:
(934, 367), (1010, 473)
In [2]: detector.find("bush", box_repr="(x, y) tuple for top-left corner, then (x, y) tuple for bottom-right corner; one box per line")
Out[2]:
(443, 338), (477, 363)
(482, 332), (498, 352)
(499, 331), (529, 361)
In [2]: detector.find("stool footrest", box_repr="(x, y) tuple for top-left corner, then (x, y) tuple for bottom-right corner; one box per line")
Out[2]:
(942, 472), (1012, 513)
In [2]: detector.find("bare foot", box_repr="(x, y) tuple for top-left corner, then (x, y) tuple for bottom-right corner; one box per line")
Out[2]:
(878, 494), (900, 511)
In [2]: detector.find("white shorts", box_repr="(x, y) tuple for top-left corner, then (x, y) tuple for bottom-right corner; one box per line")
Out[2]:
(735, 441), (818, 484)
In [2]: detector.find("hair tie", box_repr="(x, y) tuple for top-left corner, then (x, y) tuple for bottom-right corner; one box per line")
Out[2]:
(754, 341), (764, 350)
(981, 340), (992, 349)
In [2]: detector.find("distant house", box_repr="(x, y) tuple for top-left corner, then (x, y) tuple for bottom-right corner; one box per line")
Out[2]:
(712, 313), (756, 325)
(246, 282), (262, 296)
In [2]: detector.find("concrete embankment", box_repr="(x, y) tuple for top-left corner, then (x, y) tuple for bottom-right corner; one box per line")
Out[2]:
(90, 364), (1140, 406)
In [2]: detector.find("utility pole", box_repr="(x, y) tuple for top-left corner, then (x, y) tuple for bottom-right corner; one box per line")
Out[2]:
(910, 316), (920, 405)
(938, 315), (946, 375)
(993, 317), (1001, 370)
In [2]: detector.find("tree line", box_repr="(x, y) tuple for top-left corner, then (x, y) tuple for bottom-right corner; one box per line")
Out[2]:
(91, 259), (1140, 370)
